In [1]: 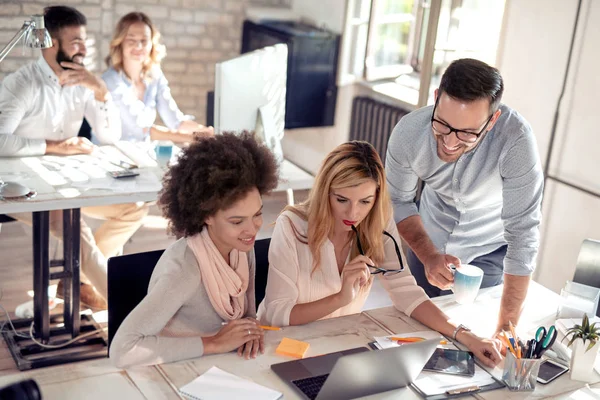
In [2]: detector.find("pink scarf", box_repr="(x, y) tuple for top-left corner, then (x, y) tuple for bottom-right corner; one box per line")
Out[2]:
(187, 229), (249, 320)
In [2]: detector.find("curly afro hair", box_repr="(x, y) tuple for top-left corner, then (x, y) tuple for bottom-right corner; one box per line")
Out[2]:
(158, 131), (279, 237)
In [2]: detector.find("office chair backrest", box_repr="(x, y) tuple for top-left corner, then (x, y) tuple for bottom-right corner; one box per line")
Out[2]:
(107, 238), (271, 350)
(107, 249), (164, 348)
(573, 239), (600, 316)
(254, 237), (271, 307)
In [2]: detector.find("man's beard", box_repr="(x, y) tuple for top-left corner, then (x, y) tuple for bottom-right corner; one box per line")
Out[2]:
(56, 42), (84, 70)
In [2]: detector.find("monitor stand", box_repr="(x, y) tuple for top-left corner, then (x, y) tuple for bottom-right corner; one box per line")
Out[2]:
(256, 104), (313, 205)
(256, 103), (284, 162)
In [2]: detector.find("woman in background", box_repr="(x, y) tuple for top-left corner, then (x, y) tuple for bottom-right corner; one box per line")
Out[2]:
(110, 133), (279, 368)
(259, 141), (503, 368)
(103, 12), (212, 143)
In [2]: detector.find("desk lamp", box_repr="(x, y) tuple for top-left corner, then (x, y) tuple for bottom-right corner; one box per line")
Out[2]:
(0, 15), (52, 63)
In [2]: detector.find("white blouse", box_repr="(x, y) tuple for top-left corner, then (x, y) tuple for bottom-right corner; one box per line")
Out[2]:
(258, 210), (429, 326)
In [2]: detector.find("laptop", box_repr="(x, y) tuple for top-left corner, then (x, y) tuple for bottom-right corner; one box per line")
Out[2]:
(271, 338), (438, 400)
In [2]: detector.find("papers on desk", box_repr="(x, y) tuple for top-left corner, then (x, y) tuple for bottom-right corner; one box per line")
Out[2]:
(413, 365), (498, 397)
(179, 366), (282, 400)
(378, 332), (503, 399)
(71, 170), (161, 193)
(374, 331), (450, 350)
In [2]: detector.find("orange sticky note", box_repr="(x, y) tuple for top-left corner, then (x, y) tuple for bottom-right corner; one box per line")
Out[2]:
(276, 337), (310, 359)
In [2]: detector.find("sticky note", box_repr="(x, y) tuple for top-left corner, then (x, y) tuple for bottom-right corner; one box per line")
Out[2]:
(276, 337), (310, 358)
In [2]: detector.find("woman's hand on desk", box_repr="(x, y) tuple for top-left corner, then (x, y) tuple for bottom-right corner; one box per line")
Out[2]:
(202, 318), (263, 355)
(237, 318), (265, 359)
(46, 137), (94, 155)
(237, 319), (265, 359)
(458, 331), (503, 368)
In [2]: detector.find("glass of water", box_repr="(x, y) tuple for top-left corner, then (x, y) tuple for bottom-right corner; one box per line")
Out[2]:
(154, 140), (173, 169)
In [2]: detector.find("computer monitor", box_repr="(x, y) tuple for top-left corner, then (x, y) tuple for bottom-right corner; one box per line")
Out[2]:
(214, 43), (287, 160)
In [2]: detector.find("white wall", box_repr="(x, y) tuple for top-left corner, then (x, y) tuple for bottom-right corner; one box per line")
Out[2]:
(292, 0), (346, 33)
(498, 0), (600, 293)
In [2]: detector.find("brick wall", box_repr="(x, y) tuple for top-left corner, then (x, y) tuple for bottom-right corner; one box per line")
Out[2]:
(0, 0), (292, 125)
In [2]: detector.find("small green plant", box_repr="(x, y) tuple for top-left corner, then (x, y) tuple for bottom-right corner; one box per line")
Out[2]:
(563, 315), (600, 352)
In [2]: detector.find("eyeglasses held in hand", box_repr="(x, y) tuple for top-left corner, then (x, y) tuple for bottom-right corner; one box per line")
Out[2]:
(351, 225), (404, 276)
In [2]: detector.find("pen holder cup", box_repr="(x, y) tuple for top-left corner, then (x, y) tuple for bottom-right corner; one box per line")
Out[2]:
(502, 352), (541, 391)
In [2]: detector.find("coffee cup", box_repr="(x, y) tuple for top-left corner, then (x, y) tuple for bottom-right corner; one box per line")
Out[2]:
(452, 264), (484, 304)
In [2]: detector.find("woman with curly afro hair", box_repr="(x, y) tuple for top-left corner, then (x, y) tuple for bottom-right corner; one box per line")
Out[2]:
(110, 132), (279, 368)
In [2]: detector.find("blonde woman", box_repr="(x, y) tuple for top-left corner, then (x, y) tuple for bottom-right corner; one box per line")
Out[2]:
(258, 141), (503, 368)
(102, 12), (212, 143)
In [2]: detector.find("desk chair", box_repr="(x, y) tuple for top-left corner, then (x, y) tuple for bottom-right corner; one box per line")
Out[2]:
(107, 238), (271, 349)
(78, 118), (92, 141)
(0, 214), (16, 233)
(572, 239), (600, 317)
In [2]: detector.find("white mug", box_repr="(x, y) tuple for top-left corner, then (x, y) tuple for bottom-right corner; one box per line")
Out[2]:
(452, 264), (484, 304)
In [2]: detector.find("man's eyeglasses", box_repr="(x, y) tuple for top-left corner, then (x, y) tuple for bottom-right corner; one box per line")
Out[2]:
(430, 96), (494, 144)
(351, 225), (404, 276)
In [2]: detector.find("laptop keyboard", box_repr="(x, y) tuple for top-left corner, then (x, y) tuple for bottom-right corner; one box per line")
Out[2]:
(292, 374), (329, 400)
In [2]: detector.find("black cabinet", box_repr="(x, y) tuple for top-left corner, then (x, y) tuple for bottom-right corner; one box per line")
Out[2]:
(241, 20), (340, 129)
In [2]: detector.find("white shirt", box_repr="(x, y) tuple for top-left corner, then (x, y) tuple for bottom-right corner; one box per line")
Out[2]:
(0, 57), (121, 156)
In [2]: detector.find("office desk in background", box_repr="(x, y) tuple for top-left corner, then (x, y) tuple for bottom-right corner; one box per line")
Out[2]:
(0, 281), (597, 399)
(0, 145), (165, 370)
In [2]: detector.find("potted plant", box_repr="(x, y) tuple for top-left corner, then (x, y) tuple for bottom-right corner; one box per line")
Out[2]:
(563, 314), (600, 381)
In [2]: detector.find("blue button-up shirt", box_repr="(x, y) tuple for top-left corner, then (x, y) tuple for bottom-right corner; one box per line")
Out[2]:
(385, 104), (543, 276)
(102, 66), (187, 142)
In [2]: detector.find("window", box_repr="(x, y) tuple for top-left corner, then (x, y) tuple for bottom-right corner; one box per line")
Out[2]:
(343, 0), (506, 107)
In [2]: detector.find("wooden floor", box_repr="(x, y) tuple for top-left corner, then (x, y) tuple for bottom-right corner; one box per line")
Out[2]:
(0, 190), (308, 375)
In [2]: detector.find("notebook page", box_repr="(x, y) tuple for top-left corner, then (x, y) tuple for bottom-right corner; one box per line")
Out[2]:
(179, 366), (282, 400)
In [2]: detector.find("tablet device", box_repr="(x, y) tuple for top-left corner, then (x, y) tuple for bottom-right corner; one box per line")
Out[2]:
(536, 359), (568, 384)
(422, 348), (475, 376)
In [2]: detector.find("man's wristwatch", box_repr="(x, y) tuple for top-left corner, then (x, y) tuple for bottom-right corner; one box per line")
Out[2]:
(452, 324), (471, 341)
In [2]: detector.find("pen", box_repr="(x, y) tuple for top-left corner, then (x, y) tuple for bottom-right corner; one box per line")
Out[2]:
(389, 337), (448, 345)
(508, 321), (521, 358)
(446, 385), (480, 395)
(220, 322), (281, 331)
(501, 331), (517, 357)
(259, 325), (281, 331)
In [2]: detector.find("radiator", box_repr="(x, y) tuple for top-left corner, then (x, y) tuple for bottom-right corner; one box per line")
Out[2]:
(349, 96), (411, 162)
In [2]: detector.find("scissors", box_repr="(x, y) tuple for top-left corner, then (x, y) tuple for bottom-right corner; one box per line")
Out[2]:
(533, 325), (557, 358)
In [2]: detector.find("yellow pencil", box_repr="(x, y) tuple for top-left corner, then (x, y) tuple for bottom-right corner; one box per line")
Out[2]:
(390, 337), (448, 345)
(508, 321), (521, 358)
(501, 331), (517, 357)
(260, 325), (281, 331)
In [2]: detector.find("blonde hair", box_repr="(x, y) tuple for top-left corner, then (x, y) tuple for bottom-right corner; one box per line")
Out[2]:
(285, 141), (392, 271)
(106, 12), (165, 80)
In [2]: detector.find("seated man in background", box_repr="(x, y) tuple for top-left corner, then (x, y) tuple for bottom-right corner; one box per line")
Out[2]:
(0, 6), (149, 309)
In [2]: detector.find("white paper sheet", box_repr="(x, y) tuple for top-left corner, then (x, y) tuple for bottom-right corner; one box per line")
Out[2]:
(179, 366), (282, 400)
(413, 365), (497, 396)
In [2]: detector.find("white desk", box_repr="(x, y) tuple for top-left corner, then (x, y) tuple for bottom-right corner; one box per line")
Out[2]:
(278, 159), (314, 205)
(0, 146), (165, 370)
(365, 282), (599, 400)
(0, 358), (180, 400)
(0, 282), (595, 399)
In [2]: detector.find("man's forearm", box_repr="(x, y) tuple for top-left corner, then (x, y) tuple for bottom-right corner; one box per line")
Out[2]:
(396, 215), (438, 263)
(497, 274), (530, 332)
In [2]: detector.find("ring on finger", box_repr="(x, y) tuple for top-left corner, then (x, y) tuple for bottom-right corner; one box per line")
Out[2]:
(247, 329), (251, 335)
